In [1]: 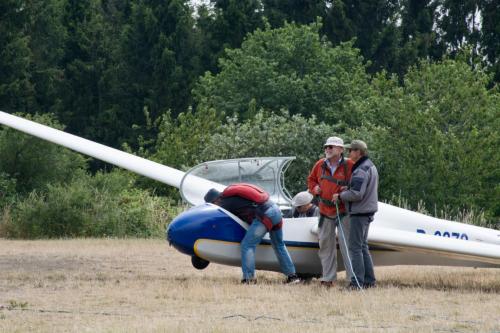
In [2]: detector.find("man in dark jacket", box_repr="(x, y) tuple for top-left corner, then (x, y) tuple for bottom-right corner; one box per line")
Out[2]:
(333, 140), (378, 289)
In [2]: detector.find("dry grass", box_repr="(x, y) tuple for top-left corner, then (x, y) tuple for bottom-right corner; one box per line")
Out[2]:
(0, 239), (499, 333)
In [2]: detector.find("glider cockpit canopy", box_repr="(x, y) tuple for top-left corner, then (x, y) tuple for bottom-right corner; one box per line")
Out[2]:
(180, 156), (295, 207)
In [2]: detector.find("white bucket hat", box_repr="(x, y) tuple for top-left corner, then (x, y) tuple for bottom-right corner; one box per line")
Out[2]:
(324, 136), (344, 147)
(291, 191), (313, 207)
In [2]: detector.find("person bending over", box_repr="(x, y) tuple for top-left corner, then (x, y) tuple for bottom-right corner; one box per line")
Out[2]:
(204, 184), (300, 284)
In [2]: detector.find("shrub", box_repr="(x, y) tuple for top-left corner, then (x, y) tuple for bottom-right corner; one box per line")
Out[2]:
(0, 172), (16, 208)
(0, 170), (180, 238)
(0, 113), (87, 195)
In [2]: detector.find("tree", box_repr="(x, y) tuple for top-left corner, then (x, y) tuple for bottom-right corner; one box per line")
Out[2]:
(397, 0), (443, 77)
(100, 0), (202, 147)
(357, 59), (499, 221)
(131, 105), (222, 196)
(0, 0), (36, 113)
(199, 110), (339, 194)
(25, 0), (67, 115)
(210, 0), (265, 52)
(152, 106), (222, 171)
(56, 0), (121, 146)
(438, 0), (481, 56)
(262, 0), (328, 27)
(192, 0), (265, 76)
(479, 0), (500, 84)
(323, 0), (402, 75)
(0, 113), (87, 195)
(194, 21), (371, 128)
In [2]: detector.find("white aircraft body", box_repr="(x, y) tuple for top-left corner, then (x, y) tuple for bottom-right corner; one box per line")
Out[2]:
(1, 111), (499, 276)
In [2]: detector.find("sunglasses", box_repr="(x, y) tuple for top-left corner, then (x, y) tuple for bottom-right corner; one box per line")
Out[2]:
(324, 145), (339, 149)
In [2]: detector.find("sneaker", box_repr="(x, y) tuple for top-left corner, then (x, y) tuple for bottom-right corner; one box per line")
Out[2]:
(241, 279), (257, 285)
(285, 274), (301, 284)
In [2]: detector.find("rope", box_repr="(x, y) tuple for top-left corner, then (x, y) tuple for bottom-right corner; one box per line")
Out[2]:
(335, 199), (364, 291)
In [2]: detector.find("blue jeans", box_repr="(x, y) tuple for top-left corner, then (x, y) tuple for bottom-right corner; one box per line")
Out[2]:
(348, 215), (376, 285)
(240, 203), (296, 280)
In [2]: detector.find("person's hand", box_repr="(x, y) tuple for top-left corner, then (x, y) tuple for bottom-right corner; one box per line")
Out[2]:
(340, 186), (348, 191)
(313, 185), (321, 195)
(332, 193), (340, 202)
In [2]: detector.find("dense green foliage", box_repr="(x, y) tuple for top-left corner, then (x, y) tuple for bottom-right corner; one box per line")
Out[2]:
(194, 22), (371, 126)
(0, 113), (87, 194)
(199, 111), (338, 195)
(1, 0), (498, 147)
(353, 60), (499, 221)
(0, 1), (499, 237)
(130, 106), (223, 196)
(0, 113), (180, 238)
(186, 24), (498, 223)
(0, 170), (178, 238)
(152, 107), (222, 171)
(0, 172), (16, 208)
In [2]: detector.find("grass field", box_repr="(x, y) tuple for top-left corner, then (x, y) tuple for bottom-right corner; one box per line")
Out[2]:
(0, 239), (499, 332)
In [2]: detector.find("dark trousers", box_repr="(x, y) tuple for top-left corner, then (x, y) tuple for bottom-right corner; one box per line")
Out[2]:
(348, 215), (376, 285)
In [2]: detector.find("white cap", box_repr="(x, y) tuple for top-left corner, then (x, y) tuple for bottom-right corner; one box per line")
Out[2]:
(291, 191), (313, 207)
(324, 136), (344, 147)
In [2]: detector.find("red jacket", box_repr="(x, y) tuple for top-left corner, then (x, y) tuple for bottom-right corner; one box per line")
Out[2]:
(307, 156), (353, 217)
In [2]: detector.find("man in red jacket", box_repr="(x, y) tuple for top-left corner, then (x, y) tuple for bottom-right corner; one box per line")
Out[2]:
(307, 136), (354, 287)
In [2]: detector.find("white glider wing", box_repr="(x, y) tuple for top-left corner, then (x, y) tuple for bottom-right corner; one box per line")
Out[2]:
(0, 111), (223, 199)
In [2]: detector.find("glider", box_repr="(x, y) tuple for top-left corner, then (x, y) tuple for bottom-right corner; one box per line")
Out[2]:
(1, 111), (499, 277)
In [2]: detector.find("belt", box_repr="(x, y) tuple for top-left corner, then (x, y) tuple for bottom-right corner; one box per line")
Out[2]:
(350, 212), (375, 217)
(320, 213), (346, 220)
(256, 200), (273, 213)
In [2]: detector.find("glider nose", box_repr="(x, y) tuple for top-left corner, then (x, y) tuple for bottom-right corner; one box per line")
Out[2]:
(166, 204), (223, 256)
(166, 203), (247, 256)
(167, 207), (203, 256)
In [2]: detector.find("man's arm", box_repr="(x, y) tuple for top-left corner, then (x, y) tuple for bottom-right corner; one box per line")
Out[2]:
(307, 161), (321, 194)
(339, 168), (369, 202)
